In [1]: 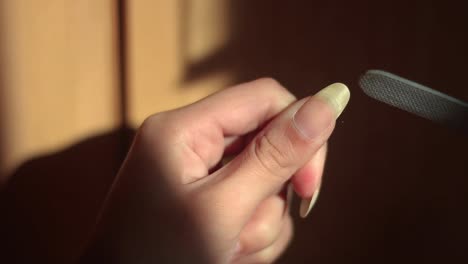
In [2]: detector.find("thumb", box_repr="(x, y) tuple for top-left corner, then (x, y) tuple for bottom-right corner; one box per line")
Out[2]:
(216, 83), (350, 222)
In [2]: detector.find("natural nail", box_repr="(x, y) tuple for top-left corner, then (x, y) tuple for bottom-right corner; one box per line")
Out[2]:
(300, 182), (321, 218)
(297, 83), (350, 218)
(286, 182), (293, 213)
(315, 82), (350, 119)
(292, 83), (350, 140)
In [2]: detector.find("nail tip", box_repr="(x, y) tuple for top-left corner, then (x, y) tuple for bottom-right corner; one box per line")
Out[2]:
(286, 183), (294, 213)
(315, 83), (351, 119)
(299, 186), (321, 218)
(299, 198), (312, 218)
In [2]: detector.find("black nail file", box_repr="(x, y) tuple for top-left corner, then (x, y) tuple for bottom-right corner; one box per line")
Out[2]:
(359, 70), (468, 134)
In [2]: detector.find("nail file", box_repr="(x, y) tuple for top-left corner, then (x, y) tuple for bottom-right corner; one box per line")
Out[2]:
(359, 70), (468, 134)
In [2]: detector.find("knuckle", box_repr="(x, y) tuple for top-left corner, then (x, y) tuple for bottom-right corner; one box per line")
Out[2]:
(242, 219), (276, 255)
(139, 112), (181, 145)
(140, 113), (162, 133)
(139, 114), (163, 141)
(252, 133), (295, 178)
(253, 218), (294, 264)
(255, 250), (275, 264)
(252, 219), (276, 250)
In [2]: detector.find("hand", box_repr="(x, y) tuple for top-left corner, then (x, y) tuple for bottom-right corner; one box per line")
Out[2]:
(81, 78), (350, 263)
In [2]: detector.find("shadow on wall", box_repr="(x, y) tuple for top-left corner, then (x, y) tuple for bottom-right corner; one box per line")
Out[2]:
(0, 128), (134, 263)
(1, 0), (468, 263)
(182, 0), (468, 100)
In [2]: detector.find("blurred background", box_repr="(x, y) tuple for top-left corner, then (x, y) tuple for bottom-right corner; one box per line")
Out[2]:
(0, 0), (467, 263)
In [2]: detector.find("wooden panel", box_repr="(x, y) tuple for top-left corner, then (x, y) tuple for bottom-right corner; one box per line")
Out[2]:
(127, 0), (234, 127)
(0, 0), (119, 183)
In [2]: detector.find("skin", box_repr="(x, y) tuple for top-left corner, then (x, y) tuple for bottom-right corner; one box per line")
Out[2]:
(81, 78), (334, 264)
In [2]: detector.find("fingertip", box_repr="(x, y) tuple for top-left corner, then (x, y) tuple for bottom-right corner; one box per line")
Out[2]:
(299, 185), (321, 218)
(292, 143), (327, 199)
(292, 167), (317, 199)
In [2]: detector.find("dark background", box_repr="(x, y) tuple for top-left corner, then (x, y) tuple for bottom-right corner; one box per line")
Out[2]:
(186, 1), (468, 263)
(1, 0), (468, 263)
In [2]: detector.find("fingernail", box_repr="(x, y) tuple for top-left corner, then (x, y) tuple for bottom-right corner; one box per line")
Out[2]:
(292, 83), (350, 139)
(221, 154), (235, 166)
(294, 83), (349, 217)
(299, 182), (322, 218)
(286, 182), (294, 213)
(315, 83), (350, 119)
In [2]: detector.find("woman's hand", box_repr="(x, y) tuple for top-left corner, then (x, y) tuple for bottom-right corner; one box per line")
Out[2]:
(81, 78), (350, 263)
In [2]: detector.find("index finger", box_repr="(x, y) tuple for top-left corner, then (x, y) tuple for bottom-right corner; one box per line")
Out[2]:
(167, 78), (297, 172)
(179, 78), (296, 136)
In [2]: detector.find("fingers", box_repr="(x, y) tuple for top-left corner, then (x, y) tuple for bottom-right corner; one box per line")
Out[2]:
(238, 195), (287, 256)
(139, 78), (296, 183)
(293, 143), (327, 217)
(292, 143), (327, 197)
(182, 78), (296, 136)
(213, 83), (350, 224)
(235, 215), (293, 264)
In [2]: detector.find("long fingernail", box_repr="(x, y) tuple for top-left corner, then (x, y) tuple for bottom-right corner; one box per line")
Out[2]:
(286, 182), (294, 213)
(297, 83), (350, 218)
(292, 83), (350, 140)
(300, 182), (321, 218)
(315, 83), (350, 119)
